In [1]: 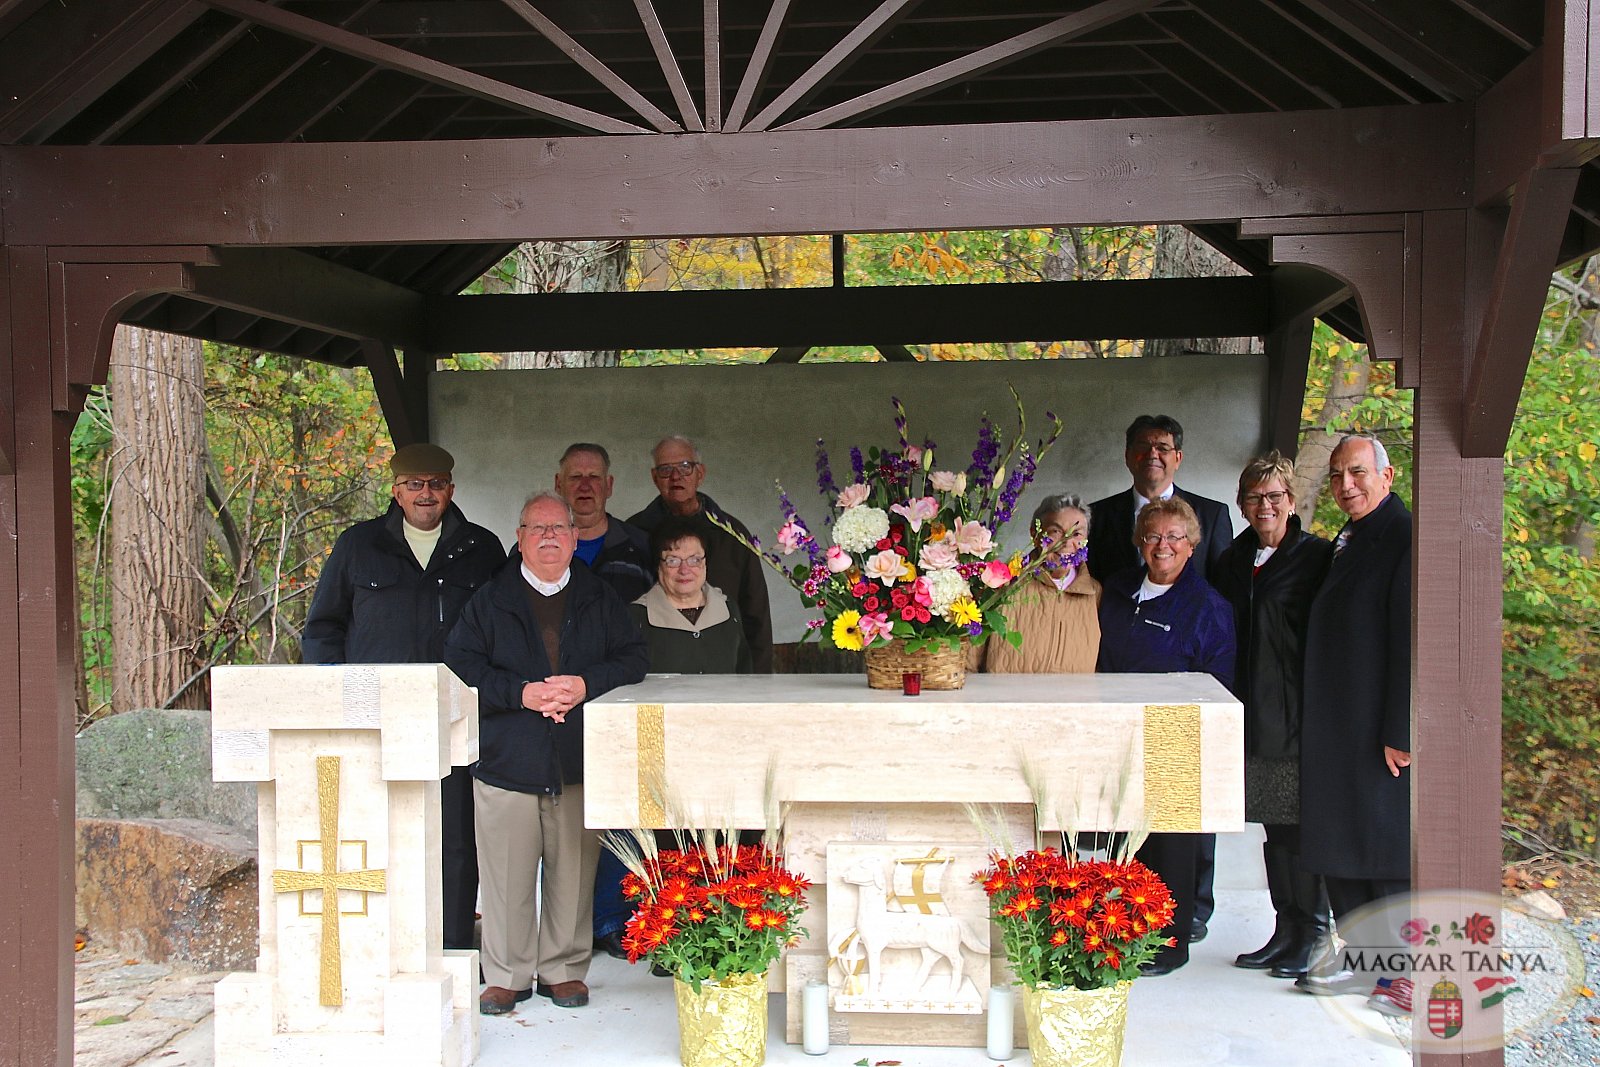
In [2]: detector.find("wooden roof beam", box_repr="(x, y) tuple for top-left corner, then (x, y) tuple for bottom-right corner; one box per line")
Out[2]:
(198, 0), (650, 134)
(741, 0), (920, 133)
(778, 0), (1162, 131)
(724, 0), (791, 133)
(188, 248), (429, 350)
(500, 0), (681, 132)
(634, 0), (702, 132)
(422, 277), (1273, 352)
(2, 104), (1474, 247)
(1294, 0), (1484, 100)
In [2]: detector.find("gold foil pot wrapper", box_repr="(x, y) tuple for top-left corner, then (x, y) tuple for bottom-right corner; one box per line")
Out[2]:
(1022, 979), (1132, 1067)
(673, 970), (768, 1067)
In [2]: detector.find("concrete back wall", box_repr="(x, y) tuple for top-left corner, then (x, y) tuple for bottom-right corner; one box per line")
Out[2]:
(434, 355), (1267, 642)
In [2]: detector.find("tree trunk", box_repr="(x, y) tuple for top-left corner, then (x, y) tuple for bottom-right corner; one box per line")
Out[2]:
(1143, 226), (1258, 359)
(498, 240), (630, 368)
(108, 325), (209, 710)
(1292, 353), (1371, 519)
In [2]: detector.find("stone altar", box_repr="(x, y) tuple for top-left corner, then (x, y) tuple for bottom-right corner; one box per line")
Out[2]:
(209, 664), (480, 1066)
(585, 672), (1243, 1047)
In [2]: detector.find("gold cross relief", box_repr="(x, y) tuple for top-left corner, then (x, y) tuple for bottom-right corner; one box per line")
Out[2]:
(271, 755), (387, 1006)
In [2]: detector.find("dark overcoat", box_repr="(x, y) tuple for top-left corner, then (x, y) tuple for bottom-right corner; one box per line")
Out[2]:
(1213, 516), (1332, 760)
(1086, 485), (1232, 585)
(1299, 492), (1412, 880)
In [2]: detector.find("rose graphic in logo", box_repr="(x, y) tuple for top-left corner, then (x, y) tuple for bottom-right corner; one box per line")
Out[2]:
(1464, 912), (1495, 945)
(1400, 917), (1429, 946)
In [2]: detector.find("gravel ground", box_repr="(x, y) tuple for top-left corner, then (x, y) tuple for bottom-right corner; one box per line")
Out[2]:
(1505, 914), (1600, 1066)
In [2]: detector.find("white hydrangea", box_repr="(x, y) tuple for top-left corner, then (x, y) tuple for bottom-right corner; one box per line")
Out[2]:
(831, 505), (890, 553)
(926, 568), (971, 616)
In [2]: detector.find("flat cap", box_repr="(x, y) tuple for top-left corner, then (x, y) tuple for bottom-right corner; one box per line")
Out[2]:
(389, 443), (455, 476)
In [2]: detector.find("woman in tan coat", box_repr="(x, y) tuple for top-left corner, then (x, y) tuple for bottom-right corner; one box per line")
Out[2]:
(976, 494), (1101, 673)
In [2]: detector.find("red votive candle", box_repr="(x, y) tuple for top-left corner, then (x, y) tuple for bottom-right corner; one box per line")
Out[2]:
(902, 671), (922, 696)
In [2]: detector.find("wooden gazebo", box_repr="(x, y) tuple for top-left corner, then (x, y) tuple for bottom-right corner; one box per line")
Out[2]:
(2, 2), (1596, 1063)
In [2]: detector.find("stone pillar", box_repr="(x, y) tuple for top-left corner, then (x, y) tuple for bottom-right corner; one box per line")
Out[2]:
(209, 664), (479, 1066)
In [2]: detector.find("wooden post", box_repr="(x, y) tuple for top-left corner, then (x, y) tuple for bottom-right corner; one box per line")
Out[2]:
(0, 245), (78, 1067)
(1412, 210), (1506, 1067)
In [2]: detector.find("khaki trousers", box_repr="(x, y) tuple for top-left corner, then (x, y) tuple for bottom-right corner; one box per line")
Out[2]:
(473, 779), (599, 990)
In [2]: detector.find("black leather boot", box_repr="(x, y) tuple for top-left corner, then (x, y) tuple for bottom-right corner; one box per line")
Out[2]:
(1270, 869), (1331, 979)
(1235, 842), (1295, 968)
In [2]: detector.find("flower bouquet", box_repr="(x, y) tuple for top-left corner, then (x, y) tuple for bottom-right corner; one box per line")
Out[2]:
(614, 836), (811, 1067)
(719, 390), (1063, 688)
(974, 845), (1175, 1067)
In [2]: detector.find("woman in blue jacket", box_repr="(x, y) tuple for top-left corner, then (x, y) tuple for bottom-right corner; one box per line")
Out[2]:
(1098, 496), (1235, 976)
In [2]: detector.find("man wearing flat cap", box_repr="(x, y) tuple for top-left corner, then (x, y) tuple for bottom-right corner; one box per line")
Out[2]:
(304, 442), (505, 953)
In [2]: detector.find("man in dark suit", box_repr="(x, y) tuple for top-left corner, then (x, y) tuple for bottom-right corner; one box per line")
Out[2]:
(1297, 434), (1412, 995)
(1086, 414), (1232, 585)
(1086, 413), (1233, 941)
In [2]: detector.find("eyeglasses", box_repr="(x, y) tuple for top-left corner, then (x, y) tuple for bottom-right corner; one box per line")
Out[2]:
(519, 522), (573, 538)
(395, 478), (451, 492)
(652, 460), (701, 478)
(1139, 532), (1191, 546)
(662, 554), (706, 569)
(1130, 443), (1177, 456)
(1241, 490), (1289, 508)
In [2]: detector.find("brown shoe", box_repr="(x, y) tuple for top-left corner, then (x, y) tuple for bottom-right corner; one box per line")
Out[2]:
(479, 986), (532, 1015)
(535, 978), (590, 1007)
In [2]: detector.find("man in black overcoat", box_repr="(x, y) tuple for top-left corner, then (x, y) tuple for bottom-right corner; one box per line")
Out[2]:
(1299, 434), (1413, 986)
(302, 443), (505, 954)
(1086, 413), (1234, 940)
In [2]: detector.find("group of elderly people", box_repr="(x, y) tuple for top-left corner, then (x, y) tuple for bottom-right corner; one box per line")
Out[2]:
(978, 414), (1413, 1016)
(306, 411), (1412, 1018)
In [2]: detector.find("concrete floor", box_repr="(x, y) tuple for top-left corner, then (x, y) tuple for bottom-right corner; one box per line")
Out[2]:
(475, 830), (1412, 1067)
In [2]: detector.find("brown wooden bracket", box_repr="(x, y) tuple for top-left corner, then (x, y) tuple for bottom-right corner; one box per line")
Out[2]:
(1241, 214), (1422, 388)
(1462, 166), (1583, 458)
(1261, 265), (1350, 459)
(360, 340), (417, 449)
(45, 245), (214, 415)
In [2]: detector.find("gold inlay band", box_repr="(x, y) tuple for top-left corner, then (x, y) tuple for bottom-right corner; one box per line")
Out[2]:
(1142, 704), (1203, 832)
(636, 703), (666, 827)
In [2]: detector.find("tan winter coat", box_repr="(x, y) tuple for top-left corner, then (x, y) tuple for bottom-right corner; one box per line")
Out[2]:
(973, 569), (1102, 674)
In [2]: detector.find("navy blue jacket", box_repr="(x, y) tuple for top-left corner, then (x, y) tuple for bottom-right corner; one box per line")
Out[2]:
(1096, 563), (1236, 691)
(302, 501), (504, 665)
(1085, 486), (1233, 585)
(444, 561), (648, 795)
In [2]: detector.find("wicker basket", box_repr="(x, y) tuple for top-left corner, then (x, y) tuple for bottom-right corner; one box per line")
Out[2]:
(863, 637), (969, 690)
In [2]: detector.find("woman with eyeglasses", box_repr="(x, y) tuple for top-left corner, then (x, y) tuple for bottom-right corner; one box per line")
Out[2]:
(974, 493), (1100, 674)
(628, 516), (753, 675)
(1096, 495), (1235, 976)
(1213, 452), (1334, 980)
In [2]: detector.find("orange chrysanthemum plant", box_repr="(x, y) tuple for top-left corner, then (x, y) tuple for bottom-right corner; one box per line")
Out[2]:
(612, 833), (812, 993)
(974, 847), (1176, 990)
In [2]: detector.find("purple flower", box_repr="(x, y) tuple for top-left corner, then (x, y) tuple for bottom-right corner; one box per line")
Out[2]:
(968, 416), (1000, 483)
(891, 396), (909, 452)
(994, 447), (1038, 525)
(814, 439), (837, 499)
(850, 446), (865, 481)
(966, 621), (983, 637)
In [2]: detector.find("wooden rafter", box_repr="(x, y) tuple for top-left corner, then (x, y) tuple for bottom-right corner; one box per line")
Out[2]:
(1175, 6), (1340, 108)
(1294, 0), (1484, 100)
(1265, 1), (1423, 104)
(634, 0), (701, 132)
(0, 0), (49, 38)
(1441, 0), (1537, 51)
(501, 0), (681, 133)
(764, 346), (810, 364)
(724, 0), (792, 133)
(89, 16), (257, 145)
(1462, 166), (1582, 457)
(703, 0), (721, 131)
(197, 0), (650, 134)
(778, 0), (1162, 132)
(361, 340), (418, 448)
(1141, 14), (1286, 113)
(740, 0), (920, 134)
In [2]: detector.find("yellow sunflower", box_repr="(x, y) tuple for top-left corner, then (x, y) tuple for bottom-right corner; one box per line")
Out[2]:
(947, 597), (982, 627)
(831, 609), (865, 651)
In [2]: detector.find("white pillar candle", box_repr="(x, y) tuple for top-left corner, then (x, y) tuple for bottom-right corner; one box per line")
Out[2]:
(986, 985), (1014, 1060)
(802, 980), (829, 1055)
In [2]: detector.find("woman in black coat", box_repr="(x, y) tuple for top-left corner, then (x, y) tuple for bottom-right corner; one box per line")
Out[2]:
(629, 517), (753, 675)
(1213, 452), (1332, 979)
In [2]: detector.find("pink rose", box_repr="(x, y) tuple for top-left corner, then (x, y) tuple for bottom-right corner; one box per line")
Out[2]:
(835, 483), (869, 509)
(980, 560), (1013, 588)
(863, 549), (904, 587)
(954, 518), (994, 557)
(825, 546), (853, 573)
(889, 496), (938, 533)
(919, 539), (959, 571)
(929, 470), (967, 494)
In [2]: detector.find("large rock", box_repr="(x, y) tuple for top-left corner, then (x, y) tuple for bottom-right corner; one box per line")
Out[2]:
(77, 708), (256, 833)
(76, 817), (258, 972)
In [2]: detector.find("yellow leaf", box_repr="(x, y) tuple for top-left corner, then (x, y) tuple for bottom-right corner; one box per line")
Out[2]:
(1580, 442), (1598, 462)
(1541, 877), (1559, 888)
(1514, 527), (1529, 543)
(1580, 986), (1595, 998)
